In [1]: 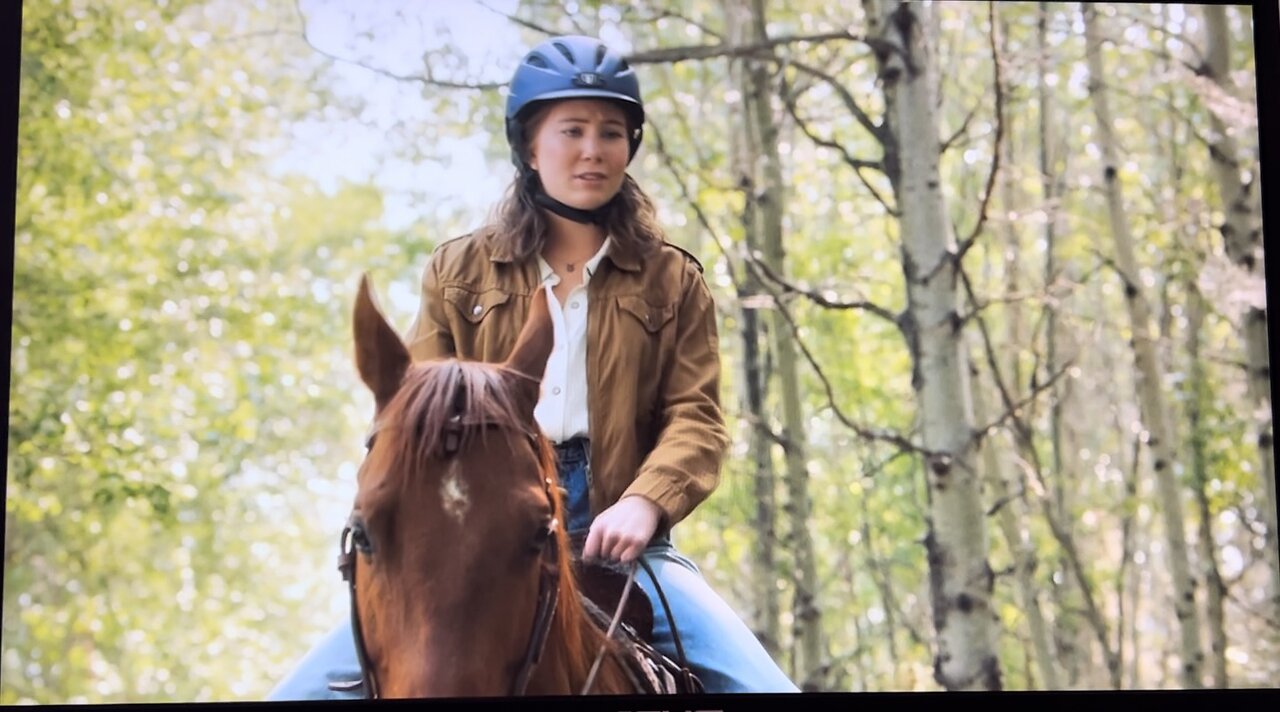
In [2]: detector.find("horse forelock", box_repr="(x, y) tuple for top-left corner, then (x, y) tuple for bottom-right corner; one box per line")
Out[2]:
(376, 359), (534, 491)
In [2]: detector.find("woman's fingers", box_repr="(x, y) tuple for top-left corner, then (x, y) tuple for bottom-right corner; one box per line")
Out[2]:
(585, 497), (661, 562)
(582, 525), (604, 561)
(616, 537), (643, 564)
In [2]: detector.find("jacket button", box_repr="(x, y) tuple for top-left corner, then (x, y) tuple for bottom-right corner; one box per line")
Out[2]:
(472, 305), (483, 316)
(552, 386), (562, 395)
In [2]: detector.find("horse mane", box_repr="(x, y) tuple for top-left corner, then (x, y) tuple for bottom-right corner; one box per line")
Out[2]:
(532, 433), (626, 690)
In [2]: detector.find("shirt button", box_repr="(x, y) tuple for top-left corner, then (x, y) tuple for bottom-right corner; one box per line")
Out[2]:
(472, 304), (483, 316)
(570, 301), (580, 309)
(552, 386), (562, 395)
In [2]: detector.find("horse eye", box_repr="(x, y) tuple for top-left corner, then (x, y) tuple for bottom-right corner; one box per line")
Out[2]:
(528, 519), (554, 554)
(351, 521), (375, 556)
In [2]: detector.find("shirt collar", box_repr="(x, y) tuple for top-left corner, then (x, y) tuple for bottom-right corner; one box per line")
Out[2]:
(537, 236), (613, 287)
(583, 236), (611, 280)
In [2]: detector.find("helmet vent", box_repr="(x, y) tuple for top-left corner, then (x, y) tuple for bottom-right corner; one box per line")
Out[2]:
(594, 44), (607, 67)
(617, 58), (630, 71)
(552, 41), (575, 63)
(525, 53), (549, 69)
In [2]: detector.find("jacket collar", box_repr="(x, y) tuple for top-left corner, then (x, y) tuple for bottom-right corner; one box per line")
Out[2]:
(485, 228), (642, 273)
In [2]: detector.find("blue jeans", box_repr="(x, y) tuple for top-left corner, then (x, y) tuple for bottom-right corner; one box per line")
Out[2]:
(268, 439), (797, 698)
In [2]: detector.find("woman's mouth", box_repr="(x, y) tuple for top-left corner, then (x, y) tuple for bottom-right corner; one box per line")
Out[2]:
(574, 172), (607, 183)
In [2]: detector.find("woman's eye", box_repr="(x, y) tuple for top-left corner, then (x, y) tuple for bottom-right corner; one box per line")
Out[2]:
(563, 128), (582, 137)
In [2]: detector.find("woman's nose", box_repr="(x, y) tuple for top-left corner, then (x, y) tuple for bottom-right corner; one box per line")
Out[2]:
(580, 133), (601, 161)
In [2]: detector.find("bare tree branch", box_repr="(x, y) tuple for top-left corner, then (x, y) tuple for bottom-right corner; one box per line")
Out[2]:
(971, 363), (1072, 445)
(986, 481), (1027, 517)
(786, 59), (884, 142)
(1104, 79), (1235, 156)
(1113, 5), (1208, 67)
(736, 410), (801, 454)
(295, 1), (504, 90)
(1087, 247), (1141, 295)
(742, 250), (902, 328)
(647, 122), (744, 289)
(653, 66), (727, 191)
(652, 117), (925, 457)
(627, 31), (870, 65)
(961, 264), (1073, 446)
(959, 288), (1054, 325)
(781, 81), (899, 217)
(960, 238), (1121, 683)
(940, 102), (980, 153)
(742, 254), (930, 455)
(475, 0), (560, 37)
(927, 2), (1006, 283)
(1224, 587), (1280, 631)
(621, 2), (725, 42)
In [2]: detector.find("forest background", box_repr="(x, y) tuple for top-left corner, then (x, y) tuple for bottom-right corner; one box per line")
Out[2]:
(5, 0), (1276, 702)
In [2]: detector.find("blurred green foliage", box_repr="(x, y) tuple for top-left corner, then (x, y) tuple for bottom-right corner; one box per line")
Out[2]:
(4, 0), (1270, 701)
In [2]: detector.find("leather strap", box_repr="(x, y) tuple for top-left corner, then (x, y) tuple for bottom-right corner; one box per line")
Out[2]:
(332, 523), (380, 698)
(510, 517), (561, 695)
(637, 557), (698, 693)
(580, 564), (636, 693)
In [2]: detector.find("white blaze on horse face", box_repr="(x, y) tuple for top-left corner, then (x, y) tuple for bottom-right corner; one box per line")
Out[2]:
(440, 460), (470, 524)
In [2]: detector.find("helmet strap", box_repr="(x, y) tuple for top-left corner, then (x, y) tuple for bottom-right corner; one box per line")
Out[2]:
(523, 168), (615, 226)
(533, 190), (608, 225)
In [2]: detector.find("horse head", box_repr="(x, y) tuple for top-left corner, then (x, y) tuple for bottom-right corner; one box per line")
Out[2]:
(346, 274), (630, 697)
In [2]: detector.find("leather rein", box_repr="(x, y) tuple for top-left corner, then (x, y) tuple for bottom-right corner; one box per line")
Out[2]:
(331, 420), (568, 698)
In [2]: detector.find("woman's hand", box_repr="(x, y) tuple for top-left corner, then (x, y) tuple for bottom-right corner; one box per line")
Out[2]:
(582, 495), (664, 564)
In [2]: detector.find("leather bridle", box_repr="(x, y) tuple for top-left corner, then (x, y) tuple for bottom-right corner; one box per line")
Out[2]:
(331, 421), (564, 698)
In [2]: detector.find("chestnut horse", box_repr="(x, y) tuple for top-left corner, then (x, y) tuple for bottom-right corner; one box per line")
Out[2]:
(345, 274), (639, 697)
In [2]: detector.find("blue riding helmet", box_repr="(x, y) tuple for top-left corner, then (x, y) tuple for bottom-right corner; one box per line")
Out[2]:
(505, 35), (645, 169)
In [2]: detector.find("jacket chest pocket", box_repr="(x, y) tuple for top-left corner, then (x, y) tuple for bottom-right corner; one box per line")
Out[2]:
(442, 286), (514, 359)
(614, 295), (676, 384)
(617, 295), (676, 335)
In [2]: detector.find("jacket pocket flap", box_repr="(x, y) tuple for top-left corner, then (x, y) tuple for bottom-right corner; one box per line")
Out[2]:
(444, 287), (511, 324)
(618, 295), (675, 333)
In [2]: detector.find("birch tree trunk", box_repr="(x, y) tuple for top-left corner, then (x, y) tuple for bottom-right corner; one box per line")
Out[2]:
(1186, 286), (1229, 687)
(739, 0), (824, 688)
(865, 0), (1000, 690)
(727, 0), (782, 660)
(1082, 4), (1203, 687)
(1034, 3), (1091, 685)
(990, 17), (1059, 686)
(971, 360), (1058, 689)
(1202, 4), (1279, 614)
(1116, 427), (1142, 688)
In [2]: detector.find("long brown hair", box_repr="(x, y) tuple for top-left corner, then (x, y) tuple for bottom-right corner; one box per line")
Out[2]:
(488, 102), (666, 262)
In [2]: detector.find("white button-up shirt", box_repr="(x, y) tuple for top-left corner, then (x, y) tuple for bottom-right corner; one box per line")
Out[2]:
(533, 237), (612, 444)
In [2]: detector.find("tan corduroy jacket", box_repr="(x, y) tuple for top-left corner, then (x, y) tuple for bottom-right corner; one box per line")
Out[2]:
(404, 226), (728, 533)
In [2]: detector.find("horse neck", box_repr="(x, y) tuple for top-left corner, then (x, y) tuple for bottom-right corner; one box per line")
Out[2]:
(527, 590), (635, 694)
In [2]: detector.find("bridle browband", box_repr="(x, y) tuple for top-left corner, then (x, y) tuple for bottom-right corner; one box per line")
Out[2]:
(331, 417), (565, 698)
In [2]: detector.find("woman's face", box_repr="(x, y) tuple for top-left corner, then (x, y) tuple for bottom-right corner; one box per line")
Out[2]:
(527, 99), (629, 211)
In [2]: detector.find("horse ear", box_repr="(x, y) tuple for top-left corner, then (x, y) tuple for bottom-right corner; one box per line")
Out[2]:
(504, 289), (554, 385)
(354, 273), (411, 413)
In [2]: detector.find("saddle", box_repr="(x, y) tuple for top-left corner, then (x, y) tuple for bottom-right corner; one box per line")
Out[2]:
(567, 533), (703, 695)
(570, 534), (656, 642)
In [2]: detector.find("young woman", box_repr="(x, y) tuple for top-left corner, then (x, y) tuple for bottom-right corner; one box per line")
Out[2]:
(269, 35), (797, 699)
